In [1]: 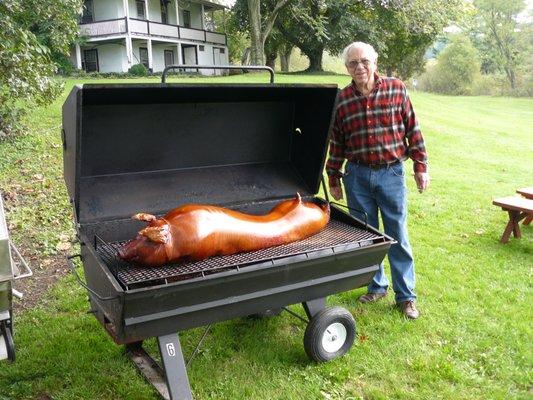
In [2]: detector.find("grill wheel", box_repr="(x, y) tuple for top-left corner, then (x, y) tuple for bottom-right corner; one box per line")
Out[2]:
(0, 320), (15, 362)
(303, 306), (356, 362)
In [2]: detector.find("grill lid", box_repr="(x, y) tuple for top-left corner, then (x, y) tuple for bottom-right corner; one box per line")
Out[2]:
(62, 83), (338, 224)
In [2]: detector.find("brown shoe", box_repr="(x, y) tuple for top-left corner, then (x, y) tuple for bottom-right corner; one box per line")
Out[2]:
(397, 300), (419, 319)
(358, 292), (387, 303)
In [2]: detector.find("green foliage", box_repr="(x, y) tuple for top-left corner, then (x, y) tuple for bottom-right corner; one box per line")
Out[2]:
(465, 0), (528, 89)
(0, 0), (82, 138)
(368, 0), (463, 79)
(418, 35), (481, 95)
(128, 63), (149, 77)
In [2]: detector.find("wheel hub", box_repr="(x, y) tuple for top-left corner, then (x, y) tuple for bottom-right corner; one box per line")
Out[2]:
(321, 322), (347, 353)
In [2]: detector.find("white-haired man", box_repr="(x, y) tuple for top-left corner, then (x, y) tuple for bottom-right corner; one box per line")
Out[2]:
(326, 42), (430, 319)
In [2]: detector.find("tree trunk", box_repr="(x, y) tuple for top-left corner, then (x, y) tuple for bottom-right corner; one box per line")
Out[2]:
(505, 66), (516, 90)
(305, 47), (324, 72)
(248, 0), (264, 65)
(280, 48), (291, 72)
(265, 51), (277, 69)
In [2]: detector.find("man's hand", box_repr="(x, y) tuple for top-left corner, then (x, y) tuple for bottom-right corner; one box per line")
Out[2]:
(330, 185), (343, 201)
(414, 172), (430, 193)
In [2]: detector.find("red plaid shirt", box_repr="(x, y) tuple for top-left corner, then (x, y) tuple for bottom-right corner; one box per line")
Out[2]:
(326, 75), (428, 188)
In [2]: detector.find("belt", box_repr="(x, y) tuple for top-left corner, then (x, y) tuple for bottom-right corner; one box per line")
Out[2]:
(352, 160), (400, 170)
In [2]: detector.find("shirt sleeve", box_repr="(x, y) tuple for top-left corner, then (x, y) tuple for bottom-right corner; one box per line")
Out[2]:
(401, 87), (428, 173)
(325, 110), (345, 188)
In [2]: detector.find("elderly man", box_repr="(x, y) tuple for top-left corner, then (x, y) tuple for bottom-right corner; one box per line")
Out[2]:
(326, 41), (429, 319)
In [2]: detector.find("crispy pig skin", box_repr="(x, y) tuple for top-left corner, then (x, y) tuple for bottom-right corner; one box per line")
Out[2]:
(118, 194), (330, 267)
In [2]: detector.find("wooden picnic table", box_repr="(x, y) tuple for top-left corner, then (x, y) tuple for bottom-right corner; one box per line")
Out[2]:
(493, 196), (533, 243)
(517, 187), (533, 225)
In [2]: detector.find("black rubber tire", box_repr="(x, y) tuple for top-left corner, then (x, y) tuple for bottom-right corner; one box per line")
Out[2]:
(0, 321), (15, 362)
(303, 306), (356, 362)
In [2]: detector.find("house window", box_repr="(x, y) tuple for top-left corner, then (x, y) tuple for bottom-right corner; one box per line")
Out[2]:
(139, 47), (149, 68)
(81, 0), (94, 23)
(161, 2), (168, 24)
(182, 10), (191, 28)
(82, 49), (98, 72)
(199, 45), (205, 52)
(219, 48), (225, 54)
(136, 0), (145, 19)
(164, 50), (174, 67)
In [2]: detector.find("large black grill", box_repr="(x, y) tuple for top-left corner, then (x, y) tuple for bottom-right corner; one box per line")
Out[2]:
(96, 219), (385, 290)
(62, 78), (395, 400)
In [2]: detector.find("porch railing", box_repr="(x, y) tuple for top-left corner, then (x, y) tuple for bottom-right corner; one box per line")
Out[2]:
(80, 18), (226, 45)
(79, 18), (127, 36)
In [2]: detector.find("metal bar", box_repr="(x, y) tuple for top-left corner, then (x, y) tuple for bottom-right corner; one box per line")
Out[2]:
(321, 175), (330, 203)
(161, 65), (275, 83)
(126, 343), (171, 400)
(282, 306), (308, 323)
(329, 201), (368, 229)
(157, 333), (193, 400)
(302, 298), (326, 319)
(10, 242), (32, 280)
(186, 324), (211, 368)
(66, 254), (119, 301)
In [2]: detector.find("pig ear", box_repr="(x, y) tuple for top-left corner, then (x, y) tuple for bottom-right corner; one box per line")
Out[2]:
(139, 226), (169, 244)
(132, 213), (157, 222)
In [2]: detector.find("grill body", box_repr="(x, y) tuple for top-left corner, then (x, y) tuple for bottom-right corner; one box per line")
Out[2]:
(78, 205), (390, 344)
(62, 81), (394, 398)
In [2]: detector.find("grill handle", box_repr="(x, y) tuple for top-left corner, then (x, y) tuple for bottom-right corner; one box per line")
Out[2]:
(321, 176), (369, 228)
(67, 254), (119, 302)
(161, 65), (275, 83)
(328, 202), (369, 229)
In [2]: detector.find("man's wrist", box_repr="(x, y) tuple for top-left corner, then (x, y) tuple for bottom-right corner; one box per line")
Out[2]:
(328, 176), (341, 189)
(414, 162), (427, 174)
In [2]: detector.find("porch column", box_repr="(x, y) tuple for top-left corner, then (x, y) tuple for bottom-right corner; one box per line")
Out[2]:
(125, 36), (133, 66)
(201, 4), (205, 30)
(175, 0), (180, 25)
(176, 43), (182, 65)
(147, 39), (153, 71)
(75, 43), (82, 70)
(123, 0), (133, 69)
(144, 0), (150, 21)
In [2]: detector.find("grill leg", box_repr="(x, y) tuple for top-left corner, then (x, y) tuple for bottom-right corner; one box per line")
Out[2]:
(126, 335), (192, 400)
(157, 333), (193, 400)
(302, 297), (326, 319)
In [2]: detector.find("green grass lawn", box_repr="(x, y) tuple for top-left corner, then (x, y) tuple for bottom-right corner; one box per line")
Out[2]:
(0, 73), (531, 400)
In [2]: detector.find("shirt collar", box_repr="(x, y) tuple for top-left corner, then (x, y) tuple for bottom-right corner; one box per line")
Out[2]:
(351, 73), (383, 96)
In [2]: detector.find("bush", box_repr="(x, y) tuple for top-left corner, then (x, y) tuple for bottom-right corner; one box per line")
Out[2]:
(418, 35), (481, 95)
(128, 63), (149, 76)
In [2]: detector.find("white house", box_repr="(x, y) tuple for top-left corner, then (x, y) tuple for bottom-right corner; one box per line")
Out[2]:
(71, 0), (229, 75)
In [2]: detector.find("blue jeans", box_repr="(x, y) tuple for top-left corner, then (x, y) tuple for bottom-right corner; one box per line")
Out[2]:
(344, 161), (416, 302)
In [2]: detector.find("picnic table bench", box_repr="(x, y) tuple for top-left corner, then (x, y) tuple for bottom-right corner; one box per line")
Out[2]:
(493, 188), (533, 243)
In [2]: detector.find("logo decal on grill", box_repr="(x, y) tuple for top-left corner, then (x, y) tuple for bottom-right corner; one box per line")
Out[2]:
(166, 343), (176, 357)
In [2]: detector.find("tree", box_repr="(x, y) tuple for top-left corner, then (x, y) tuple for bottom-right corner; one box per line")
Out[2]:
(471, 0), (526, 89)
(275, 0), (372, 72)
(245, 0), (291, 65)
(426, 35), (481, 95)
(273, 0), (460, 75)
(0, 0), (82, 137)
(358, 0), (463, 79)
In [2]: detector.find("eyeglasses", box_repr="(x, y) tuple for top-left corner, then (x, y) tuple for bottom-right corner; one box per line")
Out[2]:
(346, 59), (373, 69)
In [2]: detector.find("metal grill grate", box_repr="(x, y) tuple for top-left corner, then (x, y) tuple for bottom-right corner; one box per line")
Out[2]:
(96, 219), (384, 290)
